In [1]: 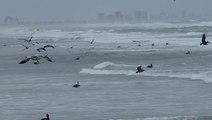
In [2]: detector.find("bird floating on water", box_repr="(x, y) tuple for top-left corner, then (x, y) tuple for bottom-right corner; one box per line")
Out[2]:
(41, 114), (49, 120)
(147, 64), (153, 68)
(72, 81), (80, 88)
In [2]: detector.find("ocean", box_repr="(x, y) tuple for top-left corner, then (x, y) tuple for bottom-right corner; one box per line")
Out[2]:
(0, 21), (212, 120)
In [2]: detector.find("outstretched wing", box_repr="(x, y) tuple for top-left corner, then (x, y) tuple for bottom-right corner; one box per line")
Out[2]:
(137, 66), (142, 71)
(44, 55), (53, 62)
(19, 58), (30, 64)
(202, 34), (206, 43)
(44, 45), (54, 49)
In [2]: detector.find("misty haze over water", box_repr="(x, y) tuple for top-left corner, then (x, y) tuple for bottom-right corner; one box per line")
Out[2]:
(0, 0), (212, 23)
(1, 1), (212, 120)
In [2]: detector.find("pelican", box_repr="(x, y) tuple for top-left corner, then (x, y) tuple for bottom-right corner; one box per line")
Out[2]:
(18, 33), (34, 43)
(72, 81), (80, 88)
(37, 47), (46, 52)
(41, 114), (49, 120)
(200, 33), (210, 45)
(147, 64), (153, 68)
(136, 66), (145, 73)
(19, 54), (53, 64)
(36, 45), (55, 52)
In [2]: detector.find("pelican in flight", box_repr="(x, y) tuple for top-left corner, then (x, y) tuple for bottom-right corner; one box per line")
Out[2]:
(19, 54), (53, 64)
(18, 33), (34, 43)
(200, 33), (210, 45)
(37, 45), (55, 52)
(88, 39), (94, 44)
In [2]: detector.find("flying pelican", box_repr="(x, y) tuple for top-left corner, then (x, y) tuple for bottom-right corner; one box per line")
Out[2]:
(200, 33), (210, 45)
(21, 44), (32, 49)
(19, 54), (53, 64)
(88, 39), (94, 44)
(18, 33), (34, 43)
(37, 47), (46, 52)
(41, 114), (49, 120)
(136, 66), (145, 73)
(36, 45), (55, 52)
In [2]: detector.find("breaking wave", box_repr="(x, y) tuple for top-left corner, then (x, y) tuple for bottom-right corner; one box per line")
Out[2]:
(81, 62), (212, 83)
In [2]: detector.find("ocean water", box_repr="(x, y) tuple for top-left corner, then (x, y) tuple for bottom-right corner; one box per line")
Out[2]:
(1, 22), (212, 120)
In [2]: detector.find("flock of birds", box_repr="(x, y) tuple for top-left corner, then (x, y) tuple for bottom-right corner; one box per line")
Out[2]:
(18, 33), (55, 64)
(135, 33), (210, 73)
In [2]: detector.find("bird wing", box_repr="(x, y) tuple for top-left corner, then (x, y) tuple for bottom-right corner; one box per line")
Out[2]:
(44, 45), (54, 49)
(19, 58), (30, 64)
(44, 56), (53, 62)
(202, 34), (206, 43)
(137, 66), (142, 71)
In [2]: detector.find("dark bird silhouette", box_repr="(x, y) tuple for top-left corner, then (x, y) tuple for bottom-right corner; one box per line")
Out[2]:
(44, 45), (55, 49)
(75, 57), (80, 60)
(72, 81), (80, 88)
(18, 33), (34, 43)
(132, 40), (140, 43)
(21, 44), (32, 49)
(173, 0), (176, 2)
(185, 51), (191, 55)
(147, 64), (153, 68)
(88, 39), (94, 44)
(36, 45), (55, 52)
(200, 33), (210, 45)
(41, 114), (49, 120)
(136, 66), (145, 73)
(37, 47), (46, 52)
(166, 43), (169, 45)
(19, 55), (53, 64)
(151, 43), (155, 46)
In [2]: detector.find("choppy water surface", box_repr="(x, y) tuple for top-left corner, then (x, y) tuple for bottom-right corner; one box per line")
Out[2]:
(1, 22), (212, 120)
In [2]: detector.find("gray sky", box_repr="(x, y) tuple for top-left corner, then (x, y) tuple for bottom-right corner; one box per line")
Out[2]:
(0, 0), (211, 21)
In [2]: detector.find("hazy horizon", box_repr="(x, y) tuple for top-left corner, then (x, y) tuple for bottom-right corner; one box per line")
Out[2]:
(0, 0), (212, 21)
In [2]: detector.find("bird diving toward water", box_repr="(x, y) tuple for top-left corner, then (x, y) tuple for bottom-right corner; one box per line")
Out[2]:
(19, 54), (53, 64)
(200, 33), (210, 45)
